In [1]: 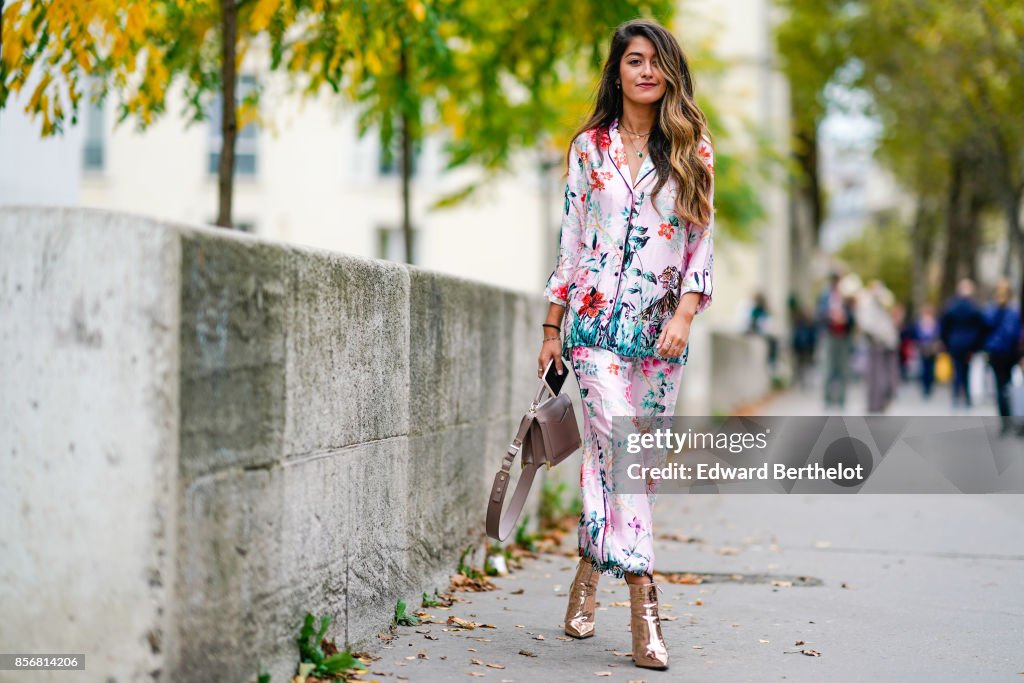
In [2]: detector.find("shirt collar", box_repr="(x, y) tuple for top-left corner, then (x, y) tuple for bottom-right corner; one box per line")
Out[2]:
(610, 116), (654, 191)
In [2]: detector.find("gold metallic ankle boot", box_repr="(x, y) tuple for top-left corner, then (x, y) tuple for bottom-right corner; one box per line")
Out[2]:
(628, 578), (669, 669)
(563, 558), (601, 638)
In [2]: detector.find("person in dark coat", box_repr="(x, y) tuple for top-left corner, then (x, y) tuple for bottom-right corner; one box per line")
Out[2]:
(939, 278), (988, 408)
(982, 279), (1023, 433)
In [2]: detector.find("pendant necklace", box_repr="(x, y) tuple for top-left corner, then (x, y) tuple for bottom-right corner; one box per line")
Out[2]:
(619, 120), (651, 158)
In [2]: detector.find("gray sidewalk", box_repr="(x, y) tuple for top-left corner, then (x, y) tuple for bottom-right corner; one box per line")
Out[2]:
(357, 382), (1024, 682)
(360, 494), (1023, 682)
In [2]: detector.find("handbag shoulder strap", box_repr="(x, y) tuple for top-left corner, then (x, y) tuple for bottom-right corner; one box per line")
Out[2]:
(486, 411), (543, 541)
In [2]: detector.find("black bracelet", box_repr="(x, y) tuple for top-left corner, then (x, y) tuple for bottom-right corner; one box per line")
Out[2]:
(541, 323), (561, 331)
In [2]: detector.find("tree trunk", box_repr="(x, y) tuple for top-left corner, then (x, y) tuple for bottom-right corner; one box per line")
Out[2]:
(399, 41), (413, 264)
(939, 153), (963, 302)
(963, 190), (983, 284)
(991, 135), (1024, 298)
(216, 0), (238, 229)
(910, 198), (927, 312)
(794, 125), (822, 243)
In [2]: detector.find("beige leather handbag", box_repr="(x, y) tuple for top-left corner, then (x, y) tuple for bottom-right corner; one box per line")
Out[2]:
(486, 378), (582, 541)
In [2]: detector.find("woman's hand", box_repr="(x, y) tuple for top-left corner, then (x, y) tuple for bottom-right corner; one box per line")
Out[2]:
(538, 338), (565, 378)
(656, 315), (691, 359)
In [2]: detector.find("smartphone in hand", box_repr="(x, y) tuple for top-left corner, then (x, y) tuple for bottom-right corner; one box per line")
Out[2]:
(543, 358), (569, 396)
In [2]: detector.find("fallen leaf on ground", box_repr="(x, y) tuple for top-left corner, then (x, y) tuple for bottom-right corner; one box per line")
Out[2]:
(449, 573), (498, 592)
(655, 571), (703, 585)
(486, 662), (506, 669)
(448, 616), (476, 629)
(718, 546), (740, 555)
(802, 649), (822, 657)
(519, 649), (537, 657)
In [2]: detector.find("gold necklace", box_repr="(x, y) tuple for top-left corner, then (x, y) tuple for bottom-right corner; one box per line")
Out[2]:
(619, 120), (651, 158)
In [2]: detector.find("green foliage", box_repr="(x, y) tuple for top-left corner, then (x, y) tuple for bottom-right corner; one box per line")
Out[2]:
(835, 212), (912, 305)
(393, 598), (421, 627)
(457, 544), (483, 580)
(295, 613), (366, 678)
(538, 478), (582, 528)
(514, 513), (538, 552)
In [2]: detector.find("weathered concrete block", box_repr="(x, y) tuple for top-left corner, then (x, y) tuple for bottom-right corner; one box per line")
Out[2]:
(408, 268), (518, 435)
(0, 207), (181, 683)
(283, 250), (410, 454)
(179, 231), (290, 480)
(176, 445), (363, 683)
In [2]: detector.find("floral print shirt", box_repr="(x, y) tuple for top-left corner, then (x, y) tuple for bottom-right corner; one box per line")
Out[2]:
(544, 116), (715, 366)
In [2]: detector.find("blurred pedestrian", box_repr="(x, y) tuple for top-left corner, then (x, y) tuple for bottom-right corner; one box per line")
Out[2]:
(895, 303), (914, 382)
(982, 279), (1022, 434)
(939, 278), (988, 408)
(912, 303), (941, 399)
(816, 272), (857, 409)
(791, 305), (818, 390)
(858, 281), (899, 413)
(744, 291), (778, 376)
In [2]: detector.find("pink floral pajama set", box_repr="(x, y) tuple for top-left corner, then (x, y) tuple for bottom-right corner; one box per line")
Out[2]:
(543, 116), (715, 578)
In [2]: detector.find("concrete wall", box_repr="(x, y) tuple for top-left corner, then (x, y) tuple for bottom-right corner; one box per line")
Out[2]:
(709, 331), (773, 414)
(0, 207), (548, 683)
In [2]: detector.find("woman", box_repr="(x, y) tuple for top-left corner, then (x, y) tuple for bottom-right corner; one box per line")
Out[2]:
(912, 303), (941, 399)
(536, 18), (714, 671)
(982, 279), (1023, 434)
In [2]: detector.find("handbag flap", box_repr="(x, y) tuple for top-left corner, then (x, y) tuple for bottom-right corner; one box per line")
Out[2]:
(534, 394), (581, 466)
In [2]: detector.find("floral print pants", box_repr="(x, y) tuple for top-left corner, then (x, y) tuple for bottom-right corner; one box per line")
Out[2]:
(569, 345), (685, 579)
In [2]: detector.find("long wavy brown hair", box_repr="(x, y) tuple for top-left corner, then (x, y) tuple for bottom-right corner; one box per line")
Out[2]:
(565, 18), (714, 227)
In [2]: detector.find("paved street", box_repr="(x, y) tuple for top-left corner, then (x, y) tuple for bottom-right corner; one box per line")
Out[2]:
(361, 374), (1024, 683)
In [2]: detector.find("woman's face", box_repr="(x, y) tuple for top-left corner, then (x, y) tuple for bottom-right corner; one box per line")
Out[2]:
(618, 36), (666, 107)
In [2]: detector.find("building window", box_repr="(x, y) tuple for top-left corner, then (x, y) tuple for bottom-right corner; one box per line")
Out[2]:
(83, 97), (105, 172)
(378, 135), (422, 177)
(376, 226), (419, 264)
(208, 75), (258, 177)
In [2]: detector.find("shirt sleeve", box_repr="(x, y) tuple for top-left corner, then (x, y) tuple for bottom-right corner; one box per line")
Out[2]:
(543, 135), (588, 307)
(679, 138), (715, 315)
